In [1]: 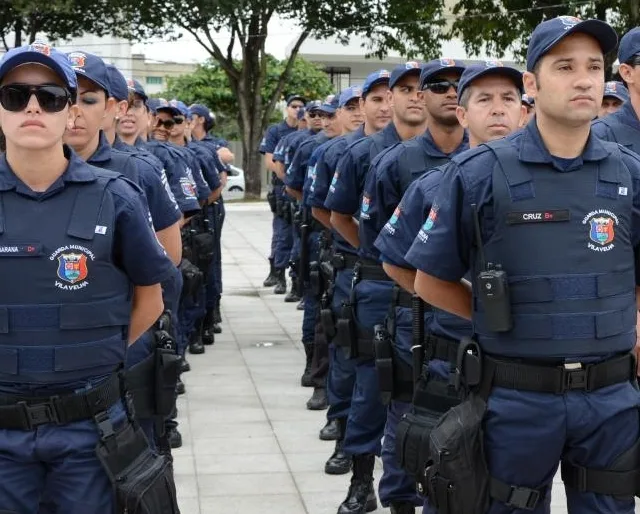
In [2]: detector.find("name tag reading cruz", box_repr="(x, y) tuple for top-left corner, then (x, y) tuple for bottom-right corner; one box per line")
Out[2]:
(0, 243), (43, 256)
(506, 209), (570, 225)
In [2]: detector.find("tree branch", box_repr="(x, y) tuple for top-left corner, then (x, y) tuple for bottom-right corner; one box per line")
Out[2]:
(261, 29), (309, 129)
(226, 23), (236, 62)
(179, 23), (241, 81)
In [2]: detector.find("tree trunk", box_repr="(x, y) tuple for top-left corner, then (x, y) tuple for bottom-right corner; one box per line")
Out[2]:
(14, 17), (22, 47)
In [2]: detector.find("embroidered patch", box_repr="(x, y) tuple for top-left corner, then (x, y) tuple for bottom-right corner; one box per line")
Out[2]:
(50, 245), (95, 290)
(582, 209), (618, 252)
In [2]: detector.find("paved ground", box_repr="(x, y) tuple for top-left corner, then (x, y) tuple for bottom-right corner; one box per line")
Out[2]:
(172, 202), (633, 514)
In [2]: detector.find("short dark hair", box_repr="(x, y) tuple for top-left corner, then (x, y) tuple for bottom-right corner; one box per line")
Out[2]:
(458, 87), (472, 109)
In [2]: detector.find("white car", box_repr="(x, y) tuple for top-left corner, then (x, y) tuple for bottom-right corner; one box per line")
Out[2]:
(224, 165), (245, 199)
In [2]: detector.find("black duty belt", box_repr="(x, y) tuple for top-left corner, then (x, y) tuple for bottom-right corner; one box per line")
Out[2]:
(357, 259), (393, 282)
(333, 252), (359, 270)
(485, 352), (635, 394)
(424, 334), (459, 363)
(0, 372), (122, 430)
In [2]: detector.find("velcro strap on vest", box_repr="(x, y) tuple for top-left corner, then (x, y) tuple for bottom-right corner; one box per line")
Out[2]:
(0, 297), (131, 333)
(490, 476), (544, 510)
(0, 372), (122, 430)
(424, 334), (459, 363)
(476, 304), (637, 340)
(561, 460), (640, 497)
(509, 271), (635, 303)
(357, 260), (392, 281)
(485, 352), (635, 394)
(68, 175), (117, 240)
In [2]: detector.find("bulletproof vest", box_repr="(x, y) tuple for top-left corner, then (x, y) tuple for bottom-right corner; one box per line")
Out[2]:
(598, 118), (640, 155)
(474, 139), (636, 358)
(0, 170), (133, 384)
(396, 144), (451, 194)
(91, 150), (141, 186)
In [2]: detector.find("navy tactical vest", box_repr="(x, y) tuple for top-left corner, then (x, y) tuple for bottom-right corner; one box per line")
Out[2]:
(396, 145), (451, 194)
(597, 118), (640, 154)
(473, 139), (636, 359)
(0, 169), (133, 385)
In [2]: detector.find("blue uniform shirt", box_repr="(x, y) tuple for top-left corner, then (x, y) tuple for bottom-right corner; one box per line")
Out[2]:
(303, 136), (343, 207)
(324, 122), (401, 215)
(285, 132), (329, 192)
(362, 130), (469, 261)
(88, 133), (181, 232)
(188, 140), (222, 192)
(0, 147), (175, 286)
(259, 120), (297, 155)
(167, 143), (211, 202)
(404, 121), (640, 282)
(592, 101), (640, 154)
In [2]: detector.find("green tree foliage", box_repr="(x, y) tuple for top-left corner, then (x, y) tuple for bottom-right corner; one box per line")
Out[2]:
(129, 0), (449, 197)
(163, 56), (335, 140)
(448, 0), (640, 77)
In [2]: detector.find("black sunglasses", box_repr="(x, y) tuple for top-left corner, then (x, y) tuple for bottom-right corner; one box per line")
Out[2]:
(173, 116), (185, 125)
(155, 118), (176, 129)
(308, 111), (322, 119)
(423, 80), (459, 94)
(0, 83), (71, 113)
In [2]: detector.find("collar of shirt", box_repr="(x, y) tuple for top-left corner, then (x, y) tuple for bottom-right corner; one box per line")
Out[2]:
(419, 129), (469, 157)
(381, 122), (400, 144)
(0, 145), (97, 194)
(613, 101), (640, 132)
(518, 119), (611, 167)
(134, 137), (148, 148)
(87, 131), (113, 165)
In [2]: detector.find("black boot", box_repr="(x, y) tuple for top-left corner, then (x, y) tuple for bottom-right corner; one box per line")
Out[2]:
(337, 454), (377, 514)
(273, 269), (287, 294)
(325, 417), (351, 475)
(296, 298), (305, 311)
(175, 377), (185, 395)
(301, 343), (314, 387)
(284, 277), (301, 303)
(263, 258), (277, 287)
(167, 426), (183, 449)
(180, 357), (191, 373)
(319, 418), (340, 441)
(307, 387), (328, 410)
(188, 329), (205, 355)
(202, 308), (216, 345)
(390, 502), (415, 514)
(212, 300), (222, 334)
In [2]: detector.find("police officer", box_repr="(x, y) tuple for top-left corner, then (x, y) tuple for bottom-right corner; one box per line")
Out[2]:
(260, 95), (305, 288)
(521, 93), (536, 126)
(375, 61), (524, 514)
(0, 41), (175, 512)
(308, 70), (392, 476)
(102, 64), (129, 147)
(323, 62), (424, 514)
(598, 81), (629, 118)
(410, 16), (640, 513)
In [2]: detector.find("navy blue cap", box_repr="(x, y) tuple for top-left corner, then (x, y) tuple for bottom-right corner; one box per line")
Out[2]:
(526, 16), (618, 71)
(319, 94), (339, 114)
(105, 64), (128, 101)
(603, 81), (629, 102)
(126, 77), (147, 101)
(169, 99), (190, 117)
(457, 60), (523, 99)
(297, 107), (306, 120)
(155, 97), (181, 116)
(0, 40), (77, 91)
(287, 94), (306, 106)
(420, 58), (466, 89)
(389, 61), (422, 89)
(146, 98), (161, 114)
(189, 103), (213, 123)
(338, 86), (362, 107)
(67, 51), (111, 96)
(618, 27), (640, 64)
(306, 100), (322, 112)
(362, 69), (391, 96)
(521, 93), (535, 107)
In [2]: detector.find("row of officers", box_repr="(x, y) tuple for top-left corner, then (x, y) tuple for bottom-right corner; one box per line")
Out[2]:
(0, 41), (231, 512)
(261, 16), (640, 514)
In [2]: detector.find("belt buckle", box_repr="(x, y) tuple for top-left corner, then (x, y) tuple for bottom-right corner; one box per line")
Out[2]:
(20, 399), (60, 429)
(562, 362), (589, 392)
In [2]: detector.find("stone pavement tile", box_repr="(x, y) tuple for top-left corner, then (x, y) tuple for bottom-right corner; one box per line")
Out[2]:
(177, 497), (201, 514)
(184, 366), (250, 381)
(199, 494), (305, 514)
(195, 453), (289, 474)
(271, 419), (330, 439)
(174, 453), (196, 476)
(293, 470), (353, 493)
(278, 435), (332, 455)
(190, 405), (268, 425)
(186, 383), (259, 399)
(188, 420), (275, 439)
(197, 472), (298, 496)
(302, 492), (391, 514)
(174, 474), (199, 499)
(265, 406), (327, 422)
(192, 436), (281, 456)
(188, 394), (262, 411)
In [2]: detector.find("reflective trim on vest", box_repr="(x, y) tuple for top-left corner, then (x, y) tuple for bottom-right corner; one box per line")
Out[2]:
(0, 174), (132, 384)
(473, 140), (636, 359)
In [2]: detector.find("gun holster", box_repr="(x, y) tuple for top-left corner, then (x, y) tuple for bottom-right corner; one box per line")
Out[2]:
(179, 259), (203, 301)
(267, 190), (277, 213)
(320, 307), (336, 339)
(373, 324), (394, 405)
(335, 303), (358, 359)
(309, 261), (322, 297)
(154, 348), (181, 417)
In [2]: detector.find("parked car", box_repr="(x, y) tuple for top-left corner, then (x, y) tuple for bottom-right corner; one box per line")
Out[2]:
(224, 165), (245, 199)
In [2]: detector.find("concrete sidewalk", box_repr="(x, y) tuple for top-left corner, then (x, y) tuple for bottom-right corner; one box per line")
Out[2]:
(172, 202), (622, 514)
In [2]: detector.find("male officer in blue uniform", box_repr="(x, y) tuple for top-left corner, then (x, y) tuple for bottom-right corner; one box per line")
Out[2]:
(521, 93), (536, 126)
(409, 16), (640, 514)
(308, 70), (392, 476)
(0, 41), (175, 512)
(361, 57), (468, 514)
(599, 81), (629, 118)
(260, 95), (305, 288)
(592, 29), (640, 147)
(324, 61), (426, 514)
(376, 61), (524, 514)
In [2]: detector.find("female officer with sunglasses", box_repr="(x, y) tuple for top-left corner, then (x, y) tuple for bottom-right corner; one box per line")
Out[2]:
(0, 41), (174, 513)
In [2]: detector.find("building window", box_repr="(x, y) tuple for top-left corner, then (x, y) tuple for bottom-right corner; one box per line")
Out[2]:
(325, 67), (351, 90)
(146, 76), (163, 85)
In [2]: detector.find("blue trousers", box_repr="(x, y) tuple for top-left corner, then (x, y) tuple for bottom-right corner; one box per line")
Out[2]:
(342, 278), (393, 456)
(269, 214), (277, 260)
(302, 231), (320, 344)
(178, 285), (206, 354)
(205, 202), (224, 307)
(6, 401), (127, 513)
(162, 266), (183, 349)
(327, 267), (357, 420)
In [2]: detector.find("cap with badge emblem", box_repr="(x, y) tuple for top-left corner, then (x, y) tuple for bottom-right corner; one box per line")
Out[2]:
(319, 94), (339, 114)
(420, 58), (466, 91)
(389, 61), (422, 89)
(457, 60), (523, 98)
(338, 86), (362, 107)
(603, 81), (629, 103)
(105, 64), (128, 102)
(67, 51), (111, 96)
(362, 69), (391, 97)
